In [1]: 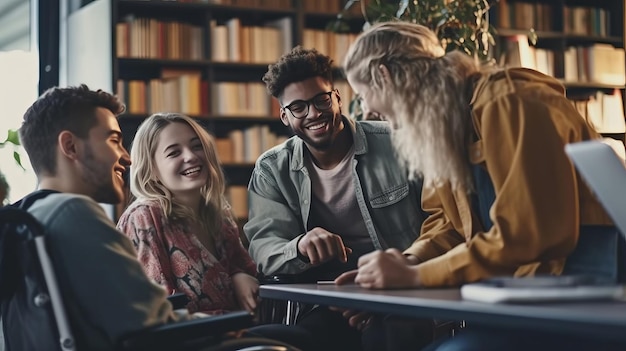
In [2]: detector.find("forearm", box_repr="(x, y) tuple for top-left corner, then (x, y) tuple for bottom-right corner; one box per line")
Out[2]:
(247, 233), (311, 275)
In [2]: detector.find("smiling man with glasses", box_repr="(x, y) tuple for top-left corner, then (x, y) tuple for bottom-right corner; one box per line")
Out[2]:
(244, 46), (428, 351)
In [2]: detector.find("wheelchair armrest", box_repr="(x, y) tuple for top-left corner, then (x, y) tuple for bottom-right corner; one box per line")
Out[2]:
(167, 292), (189, 310)
(118, 311), (254, 351)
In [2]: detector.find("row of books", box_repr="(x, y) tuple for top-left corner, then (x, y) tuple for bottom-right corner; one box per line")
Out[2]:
(571, 90), (625, 134)
(501, 35), (555, 76)
(210, 18), (291, 63)
(117, 74), (286, 118)
(496, 1), (553, 32)
(211, 82), (279, 117)
(116, 17), (203, 60)
(114, 15), (362, 65)
(302, 29), (358, 67)
(563, 7), (610, 37)
(223, 125), (290, 219)
(496, 0), (610, 36)
(302, 0), (361, 14)
(502, 36), (626, 86)
(564, 45), (625, 86)
(117, 78), (355, 119)
(217, 125), (288, 164)
(117, 72), (207, 116)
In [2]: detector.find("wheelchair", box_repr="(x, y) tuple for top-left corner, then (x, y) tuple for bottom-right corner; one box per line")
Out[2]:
(0, 206), (299, 351)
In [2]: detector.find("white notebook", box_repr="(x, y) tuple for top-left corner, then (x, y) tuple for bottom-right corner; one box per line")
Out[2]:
(461, 276), (624, 303)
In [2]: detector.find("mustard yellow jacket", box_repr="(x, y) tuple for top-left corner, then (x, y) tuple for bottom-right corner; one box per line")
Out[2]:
(404, 68), (612, 287)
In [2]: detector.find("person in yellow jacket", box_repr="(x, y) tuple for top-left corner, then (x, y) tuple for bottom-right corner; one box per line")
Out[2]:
(337, 21), (624, 351)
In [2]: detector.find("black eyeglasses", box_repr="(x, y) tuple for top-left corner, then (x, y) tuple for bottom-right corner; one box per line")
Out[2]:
(281, 90), (336, 119)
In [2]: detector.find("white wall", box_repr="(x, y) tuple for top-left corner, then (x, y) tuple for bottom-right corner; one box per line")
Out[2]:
(0, 50), (39, 203)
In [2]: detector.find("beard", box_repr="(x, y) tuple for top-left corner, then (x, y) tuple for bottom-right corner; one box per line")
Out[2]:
(80, 144), (123, 204)
(289, 110), (344, 151)
(391, 101), (472, 191)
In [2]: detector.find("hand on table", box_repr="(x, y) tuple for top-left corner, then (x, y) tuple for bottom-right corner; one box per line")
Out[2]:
(335, 249), (420, 289)
(297, 227), (352, 265)
(232, 272), (259, 312)
(334, 249), (419, 287)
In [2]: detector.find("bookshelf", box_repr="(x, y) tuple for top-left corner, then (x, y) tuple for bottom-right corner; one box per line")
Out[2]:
(493, 0), (626, 139)
(66, 0), (362, 220)
(66, 0), (626, 221)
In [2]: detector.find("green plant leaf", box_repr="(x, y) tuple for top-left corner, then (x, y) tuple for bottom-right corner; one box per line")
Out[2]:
(0, 129), (20, 147)
(1, 128), (25, 169)
(13, 151), (25, 170)
(7, 129), (20, 145)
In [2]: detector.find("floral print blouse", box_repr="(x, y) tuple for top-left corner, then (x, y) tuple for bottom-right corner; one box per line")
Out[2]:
(117, 199), (257, 314)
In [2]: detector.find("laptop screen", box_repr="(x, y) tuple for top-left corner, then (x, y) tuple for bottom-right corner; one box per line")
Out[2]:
(565, 140), (626, 236)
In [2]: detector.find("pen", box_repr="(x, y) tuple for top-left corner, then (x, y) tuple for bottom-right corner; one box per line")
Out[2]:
(317, 281), (336, 285)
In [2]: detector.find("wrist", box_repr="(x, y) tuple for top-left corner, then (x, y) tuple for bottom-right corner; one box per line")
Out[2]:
(410, 265), (422, 287)
(295, 235), (310, 263)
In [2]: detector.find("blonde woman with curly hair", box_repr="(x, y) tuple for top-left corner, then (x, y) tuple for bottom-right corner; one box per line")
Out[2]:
(117, 113), (259, 315)
(338, 20), (624, 351)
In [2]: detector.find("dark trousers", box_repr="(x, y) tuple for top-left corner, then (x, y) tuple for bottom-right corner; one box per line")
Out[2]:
(363, 315), (448, 351)
(253, 302), (443, 351)
(295, 306), (441, 351)
(423, 326), (626, 351)
(296, 306), (362, 351)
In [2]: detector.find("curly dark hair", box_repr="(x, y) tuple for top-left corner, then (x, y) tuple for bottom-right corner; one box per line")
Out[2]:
(20, 84), (125, 176)
(262, 46), (334, 99)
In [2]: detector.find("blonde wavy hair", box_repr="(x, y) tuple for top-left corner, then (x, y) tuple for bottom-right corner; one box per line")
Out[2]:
(129, 113), (232, 238)
(344, 22), (482, 190)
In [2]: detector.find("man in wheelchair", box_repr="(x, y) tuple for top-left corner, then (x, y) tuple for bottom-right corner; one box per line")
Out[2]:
(1, 84), (302, 351)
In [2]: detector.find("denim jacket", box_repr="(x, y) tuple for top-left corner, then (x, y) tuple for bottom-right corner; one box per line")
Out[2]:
(244, 117), (425, 277)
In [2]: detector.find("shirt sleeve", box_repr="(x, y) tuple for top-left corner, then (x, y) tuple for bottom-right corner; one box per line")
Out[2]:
(403, 185), (466, 263)
(415, 93), (579, 286)
(244, 162), (311, 275)
(117, 204), (176, 294)
(46, 197), (182, 343)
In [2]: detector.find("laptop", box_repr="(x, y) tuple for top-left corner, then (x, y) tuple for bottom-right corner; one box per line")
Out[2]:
(460, 140), (626, 303)
(565, 140), (626, 234)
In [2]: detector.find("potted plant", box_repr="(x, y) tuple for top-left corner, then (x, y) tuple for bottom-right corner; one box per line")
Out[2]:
(331, 0), (499, 60)
(328, 0), (501, 119)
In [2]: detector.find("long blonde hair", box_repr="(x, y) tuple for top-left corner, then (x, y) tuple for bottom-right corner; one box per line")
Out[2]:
(129, 113), (231, 238)
(344, 22), (480, 190)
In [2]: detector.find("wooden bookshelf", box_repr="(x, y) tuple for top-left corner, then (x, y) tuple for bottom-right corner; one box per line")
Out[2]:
(66, 0), (368, 220)
(66, 0), (626, 220)
(492, 0), (626, 139)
